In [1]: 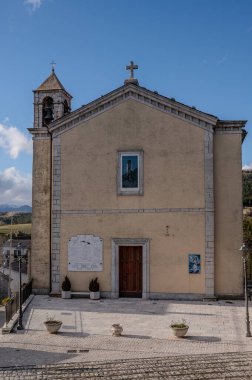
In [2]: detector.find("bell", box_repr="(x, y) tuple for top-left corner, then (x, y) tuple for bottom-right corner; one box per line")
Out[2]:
(43, 107), (53, 122)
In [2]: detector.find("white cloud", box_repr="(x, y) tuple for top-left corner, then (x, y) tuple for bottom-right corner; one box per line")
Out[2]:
(0, 167), (32, 205)
(24, 0), (44, 12)
(243, 163), (252, 171)
(0, 122), (32, 159)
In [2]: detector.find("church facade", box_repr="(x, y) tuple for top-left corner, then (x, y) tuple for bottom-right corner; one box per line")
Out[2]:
(29, 65), (247, 299)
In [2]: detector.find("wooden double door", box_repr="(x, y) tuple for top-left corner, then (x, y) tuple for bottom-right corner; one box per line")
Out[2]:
(119, 246), (142, 298)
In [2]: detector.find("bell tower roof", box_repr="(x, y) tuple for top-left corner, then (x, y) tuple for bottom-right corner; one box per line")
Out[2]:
(35, 69), (72, 98)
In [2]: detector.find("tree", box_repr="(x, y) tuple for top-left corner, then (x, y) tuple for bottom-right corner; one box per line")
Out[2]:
(244, 215), (252, 279)
(243, 171), (252, 207)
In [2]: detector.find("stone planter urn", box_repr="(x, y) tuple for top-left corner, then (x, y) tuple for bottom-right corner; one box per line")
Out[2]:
(89, 278), (100, 300)
(61, 276), (71, 299)
(170, 324), (189, 338)
(61, 290), (72, 299)
(111, 324), (123, 337)
(90, 291), (100, 300)
(61, 290), (71, 299)
(44, 320), (62, 334)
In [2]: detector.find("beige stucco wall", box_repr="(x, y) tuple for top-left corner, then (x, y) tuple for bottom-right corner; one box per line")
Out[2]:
(60, 212), (205, 294)
(58, 100), (206, 295)
(60, 100), (205, 210)
(214, 133), (243, 296)
(31, 139), (51, 292)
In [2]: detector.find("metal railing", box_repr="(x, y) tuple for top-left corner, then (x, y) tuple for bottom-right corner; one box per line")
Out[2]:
(5, 279), (33, 324)
(5, 295), (19, 324)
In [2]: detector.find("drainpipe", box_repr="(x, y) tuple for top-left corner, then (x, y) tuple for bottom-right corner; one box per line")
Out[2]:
(44, 122), (52, 293)
(8, 213), (13, 297)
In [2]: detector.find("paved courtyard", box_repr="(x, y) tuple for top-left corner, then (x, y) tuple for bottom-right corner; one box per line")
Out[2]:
(1, 296), (252, 378)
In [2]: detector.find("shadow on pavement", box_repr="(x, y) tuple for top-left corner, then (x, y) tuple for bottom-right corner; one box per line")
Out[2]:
(59, 331), (89, 338)
(27, 299), (217, 317)
(0, 347), (77, 367)
(166, 311), (214, 316)
(186, 335), (221, 342)
(12, 328), (90, 339)
(122, 334), (151, 339)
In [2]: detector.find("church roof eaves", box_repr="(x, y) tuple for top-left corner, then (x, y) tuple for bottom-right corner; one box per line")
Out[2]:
(48, 83), (219, 136)
(216, 120), (247, 128)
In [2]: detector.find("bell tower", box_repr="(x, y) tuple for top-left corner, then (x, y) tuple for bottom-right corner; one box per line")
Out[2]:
(29, 68), (72, 294)
(34, 66), (72, 129)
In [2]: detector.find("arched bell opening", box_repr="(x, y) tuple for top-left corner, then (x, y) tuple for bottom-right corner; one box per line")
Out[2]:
(43, 97), (54, 125)
(63, 99), (70, 115)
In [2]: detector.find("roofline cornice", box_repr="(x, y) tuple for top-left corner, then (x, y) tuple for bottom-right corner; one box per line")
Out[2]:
(28, 127), (51, 140)
(216, 120), (247, 128)
(215, 120), (248, 142)
(33, 88), (73, 99)
(47, 84), (218, 137)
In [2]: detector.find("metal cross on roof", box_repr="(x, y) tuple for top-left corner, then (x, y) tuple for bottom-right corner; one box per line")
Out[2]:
(50, 60), (56, 72)
(126, 61), (138, 79)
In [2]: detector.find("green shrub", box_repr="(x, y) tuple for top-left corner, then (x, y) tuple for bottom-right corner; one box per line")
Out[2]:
(61, 276), (71, 291)
(89, 277), (100, 292)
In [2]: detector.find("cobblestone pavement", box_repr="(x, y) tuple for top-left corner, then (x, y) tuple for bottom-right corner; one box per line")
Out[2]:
(0, 351), (252, 379)
(1, 296), (252, 376)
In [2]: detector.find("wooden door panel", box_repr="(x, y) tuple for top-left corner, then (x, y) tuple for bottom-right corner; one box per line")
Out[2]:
(119, 246), (142, 298)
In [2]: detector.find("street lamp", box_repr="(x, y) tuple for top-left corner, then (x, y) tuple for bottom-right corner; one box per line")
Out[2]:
(239, 242), (251, 337)
(16, 246), (24, 331)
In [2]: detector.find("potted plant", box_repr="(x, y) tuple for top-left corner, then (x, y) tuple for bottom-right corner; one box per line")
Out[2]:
(170, 319), (189, 338)
(44, 316), (62, 334)
(61, 276), (71, 299)
(89, 277), (100, 300)
(1, 297), (11, 306)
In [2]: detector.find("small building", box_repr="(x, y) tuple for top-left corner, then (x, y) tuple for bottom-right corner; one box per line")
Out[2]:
(2, 239), (30, 268)
(0, 272), (8, 300)
(29, 64), (247, 300)
(1, 239), (30, 295)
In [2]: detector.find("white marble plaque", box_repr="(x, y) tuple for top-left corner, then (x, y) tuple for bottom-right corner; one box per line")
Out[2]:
(68, 235), (103, 271)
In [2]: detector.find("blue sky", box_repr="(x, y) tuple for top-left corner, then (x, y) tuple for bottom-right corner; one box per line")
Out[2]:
(0, 0), (251, 205)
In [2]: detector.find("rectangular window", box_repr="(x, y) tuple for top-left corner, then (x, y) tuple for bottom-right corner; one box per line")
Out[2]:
(121, 154), (139, 189)
(117, 151), (143, 195)
(14, 250), (22, 259)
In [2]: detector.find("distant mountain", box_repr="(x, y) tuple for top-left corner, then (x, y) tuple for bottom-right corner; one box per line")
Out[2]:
(0, 204), (32, 212)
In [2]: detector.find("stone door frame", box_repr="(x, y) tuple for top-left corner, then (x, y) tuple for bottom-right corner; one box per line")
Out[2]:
(111, 238), (150, 299)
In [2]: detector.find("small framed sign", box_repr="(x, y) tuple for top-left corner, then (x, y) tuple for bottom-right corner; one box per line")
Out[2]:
(188, 254), (201, 274)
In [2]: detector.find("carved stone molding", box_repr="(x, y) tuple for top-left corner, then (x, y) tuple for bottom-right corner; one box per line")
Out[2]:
(61, 207), (205, 215)
(48, 84), (217, 138)
(28, 128), (51, 140)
